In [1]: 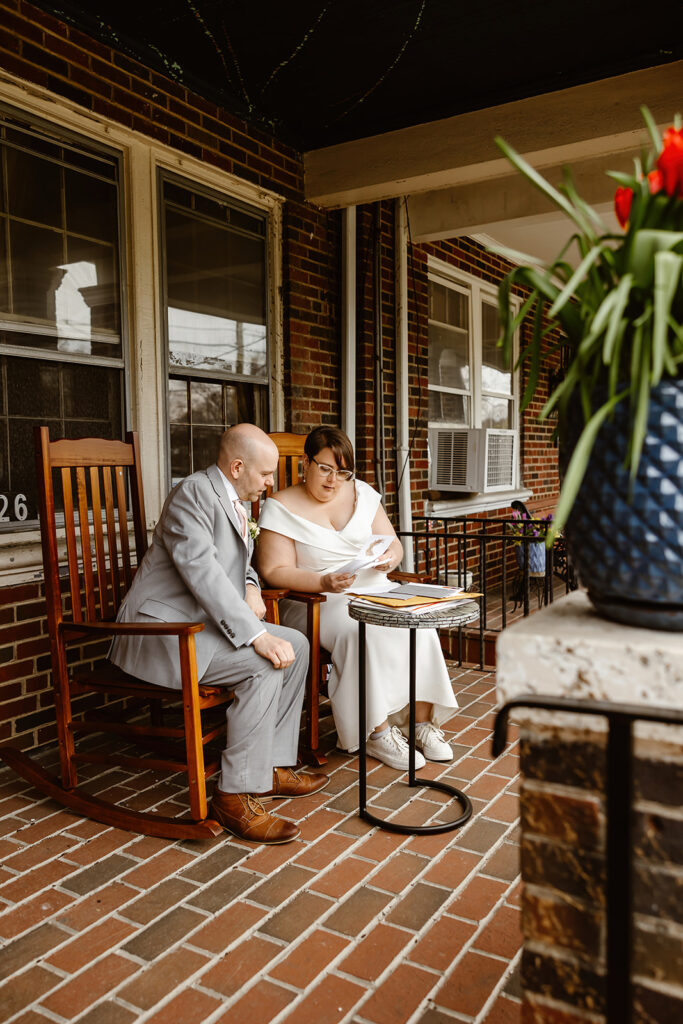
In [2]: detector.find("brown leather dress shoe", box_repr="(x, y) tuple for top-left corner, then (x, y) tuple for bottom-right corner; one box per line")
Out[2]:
(210, 789), (300, 844)
(256, 766), (329, 800)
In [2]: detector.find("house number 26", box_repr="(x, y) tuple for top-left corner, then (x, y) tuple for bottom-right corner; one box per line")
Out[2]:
(0, 494), (28, 523)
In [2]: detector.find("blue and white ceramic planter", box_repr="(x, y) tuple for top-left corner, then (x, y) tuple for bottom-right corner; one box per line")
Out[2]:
(514, 541), (546, 575)
(561, 378), (683, 631)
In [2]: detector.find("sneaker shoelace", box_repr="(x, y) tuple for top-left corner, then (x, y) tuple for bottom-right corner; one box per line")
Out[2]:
(417, 722), (446, 742)
(386, 726), (410, 752)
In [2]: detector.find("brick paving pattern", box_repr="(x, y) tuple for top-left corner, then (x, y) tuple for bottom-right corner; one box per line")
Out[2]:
(0, 666), (521, 1023)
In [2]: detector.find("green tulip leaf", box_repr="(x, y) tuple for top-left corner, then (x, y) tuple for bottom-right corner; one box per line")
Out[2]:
(653, 251), (683, 383)
(626, 230), (683, 289)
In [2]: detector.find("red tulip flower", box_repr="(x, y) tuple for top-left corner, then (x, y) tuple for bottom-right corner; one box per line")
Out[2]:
(614, 168), (665, 228)
(657, 126), (683, 198)
(614, 185), (633, 228)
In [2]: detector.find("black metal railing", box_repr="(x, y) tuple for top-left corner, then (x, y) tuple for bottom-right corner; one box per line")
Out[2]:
(397, 515), (576, 634)
(494, 695), (683, 1024)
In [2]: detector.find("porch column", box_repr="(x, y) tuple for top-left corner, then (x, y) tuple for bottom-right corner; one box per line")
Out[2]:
(395, 197), (414, 571)
(341, 206), (356, 450)
(496, 591), (683, 1024)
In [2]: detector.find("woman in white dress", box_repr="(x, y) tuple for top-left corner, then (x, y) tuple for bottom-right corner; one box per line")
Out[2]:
(256, 426), (457, 771)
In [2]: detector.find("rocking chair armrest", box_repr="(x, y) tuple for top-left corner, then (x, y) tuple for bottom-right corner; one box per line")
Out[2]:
(260, 588), (290, 601)
(60, 620), (205, 638)
(284, 591), (327, 605)
(388, 571), (429, 583)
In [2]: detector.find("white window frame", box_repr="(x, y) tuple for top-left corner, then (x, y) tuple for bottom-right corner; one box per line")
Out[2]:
(425, 255), (530, 515)
(0, 69), (284, 584)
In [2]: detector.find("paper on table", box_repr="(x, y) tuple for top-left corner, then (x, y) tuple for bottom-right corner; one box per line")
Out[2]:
(337, 534), (393, 575)
(387, 583), (464, 598)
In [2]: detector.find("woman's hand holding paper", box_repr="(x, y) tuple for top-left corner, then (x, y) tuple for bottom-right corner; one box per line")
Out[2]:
(321, 570), (358, 593)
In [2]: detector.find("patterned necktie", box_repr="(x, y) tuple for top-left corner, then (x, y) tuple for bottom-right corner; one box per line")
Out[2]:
(233, 499), (249, 543)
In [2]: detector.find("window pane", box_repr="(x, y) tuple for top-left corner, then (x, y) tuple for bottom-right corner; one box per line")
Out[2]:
(428, 324), (470, 390)
(192, 425), (223, 472)
(1, 117), (122, 360)
(9, 220), (63, 321)
(190, 380), (223, 424)
(164, 202), (267, 379)
(0, 115), (124, 532)
(1, 356), (122, 525)
(428, 390), (469, 426)
(430, 281), (468, 329)
(62, 362), (122, 422)
(168, 377), (189, 424)
(6, 147), (61, 227)
(171, 423), (190, 484)
(0, 222), (9, 311)
(168, 373), (266, 482)
(7, 357), (60, 418)
(481, 300), (512, 394)
(481, 395), (513, 429)
(64, 167), (118, 243)
(65, 236), (121, 347)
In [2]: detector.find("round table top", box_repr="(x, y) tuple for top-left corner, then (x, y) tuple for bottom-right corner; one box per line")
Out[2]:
(348, 598), (480, 630)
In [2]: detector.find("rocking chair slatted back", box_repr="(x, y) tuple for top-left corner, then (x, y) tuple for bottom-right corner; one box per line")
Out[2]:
(36, 428), (148, 630)
(251, 431), (306, 518)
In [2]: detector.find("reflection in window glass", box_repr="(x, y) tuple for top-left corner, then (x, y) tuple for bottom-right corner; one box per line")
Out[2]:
(162, 178), (269, 486)
(168, 376), (267, 484)
(0, 113), (124, 529)
(165, 201), (267, 379)
(428, 389), (469, 426)
(428, 324), (470, 390)
(428, 271), (517, 441)
(481, 301), (511, 394)
(428, 278), (471, 426)
(481, 395), (513, 429)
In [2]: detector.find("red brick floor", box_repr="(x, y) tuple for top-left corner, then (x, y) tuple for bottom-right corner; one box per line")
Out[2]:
(0, 666), (521, 1024)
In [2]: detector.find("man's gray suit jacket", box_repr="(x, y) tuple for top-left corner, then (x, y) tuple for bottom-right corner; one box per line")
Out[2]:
(110, 464), (263, 689)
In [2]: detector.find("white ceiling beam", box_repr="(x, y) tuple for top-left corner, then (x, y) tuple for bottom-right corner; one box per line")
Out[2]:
(304, 62), (681, 209)
(407, 149), (635, 242)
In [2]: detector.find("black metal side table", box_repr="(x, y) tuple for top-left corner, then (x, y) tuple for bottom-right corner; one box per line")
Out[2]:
(348, 599), (481, 835)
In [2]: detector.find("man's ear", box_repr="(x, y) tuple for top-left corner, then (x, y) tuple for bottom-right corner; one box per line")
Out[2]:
(228, 457), (244, 480)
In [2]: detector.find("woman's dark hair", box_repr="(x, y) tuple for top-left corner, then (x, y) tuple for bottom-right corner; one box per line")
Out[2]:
(304, 426), (355, 473)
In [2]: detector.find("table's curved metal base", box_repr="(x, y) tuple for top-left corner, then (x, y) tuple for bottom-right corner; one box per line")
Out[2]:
(355, 615), (478, 838)
(360, 777), (472, 835)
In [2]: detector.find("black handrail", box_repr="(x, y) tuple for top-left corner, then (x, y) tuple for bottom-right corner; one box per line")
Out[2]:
(397, 515), (575, 638)
(493, 695), (683, 1024)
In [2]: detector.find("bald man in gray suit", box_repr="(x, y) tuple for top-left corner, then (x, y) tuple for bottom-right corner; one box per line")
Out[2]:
(110, 424), (327, 844)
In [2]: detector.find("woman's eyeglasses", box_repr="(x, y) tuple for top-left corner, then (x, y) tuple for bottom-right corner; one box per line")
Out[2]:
(311, 457), (354, 481)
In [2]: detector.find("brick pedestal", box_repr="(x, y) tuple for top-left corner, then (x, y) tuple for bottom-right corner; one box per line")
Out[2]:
(496, 591), (683, 1024)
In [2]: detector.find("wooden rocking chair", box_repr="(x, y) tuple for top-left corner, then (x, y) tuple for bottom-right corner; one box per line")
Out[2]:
(0, 427), (233, 840)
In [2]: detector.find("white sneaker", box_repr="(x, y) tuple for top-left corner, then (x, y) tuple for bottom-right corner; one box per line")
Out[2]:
(414, 722), (454, 762)
(365, 725), (426, 771)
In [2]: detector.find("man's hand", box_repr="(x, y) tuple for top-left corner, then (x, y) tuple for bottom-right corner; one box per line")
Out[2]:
(253, 632), (296, 669)
(245, 583), (267, 620)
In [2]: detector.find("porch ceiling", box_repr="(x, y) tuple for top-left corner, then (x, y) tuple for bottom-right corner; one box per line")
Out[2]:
(30, 0), (682, 261)
(31, 0), (681, 153)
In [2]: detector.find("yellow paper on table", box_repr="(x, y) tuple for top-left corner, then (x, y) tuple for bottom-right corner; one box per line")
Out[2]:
(349, 593), (482, 608)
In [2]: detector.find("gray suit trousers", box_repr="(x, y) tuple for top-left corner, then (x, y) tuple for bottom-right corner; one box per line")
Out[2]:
(201, 622), (309, 793)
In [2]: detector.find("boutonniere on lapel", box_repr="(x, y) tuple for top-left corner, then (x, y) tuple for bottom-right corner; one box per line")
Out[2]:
(248, 517), (260, 541)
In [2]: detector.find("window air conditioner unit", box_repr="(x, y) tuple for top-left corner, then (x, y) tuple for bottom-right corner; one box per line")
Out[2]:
(428, 428), (517, 493)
